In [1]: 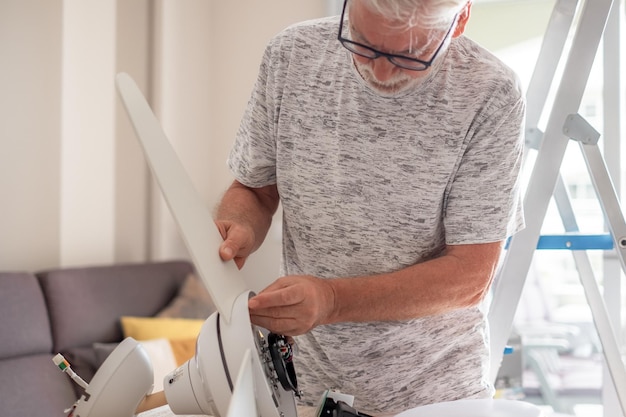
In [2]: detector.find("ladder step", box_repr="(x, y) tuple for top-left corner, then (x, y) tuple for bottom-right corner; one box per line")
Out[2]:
(505, 233), (614, 250)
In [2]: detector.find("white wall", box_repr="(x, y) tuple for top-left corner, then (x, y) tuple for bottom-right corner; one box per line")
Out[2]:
(60, 0), (117, 266)
(0, 0), (63, 270)
(465, 0), (555, 51)
(114, 0), (153, 264)
(0, 0), (326, 272)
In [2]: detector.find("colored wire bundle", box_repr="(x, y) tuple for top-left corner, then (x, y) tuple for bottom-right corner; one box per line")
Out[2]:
(52, 353), (89, 390)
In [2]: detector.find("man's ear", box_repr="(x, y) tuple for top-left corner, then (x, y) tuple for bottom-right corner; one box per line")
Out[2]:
(453, 1), (472, 38)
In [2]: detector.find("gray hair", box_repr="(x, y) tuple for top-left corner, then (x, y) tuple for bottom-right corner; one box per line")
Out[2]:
(354, 0), (467, 29)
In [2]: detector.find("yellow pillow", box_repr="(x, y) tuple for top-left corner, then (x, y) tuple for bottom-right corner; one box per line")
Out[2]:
(169, 338), (198, 366)
(120, 316), (204, 341)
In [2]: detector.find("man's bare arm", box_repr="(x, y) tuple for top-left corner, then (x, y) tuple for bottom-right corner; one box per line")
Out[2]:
(328, 241), (503, 323)
(248, 241), (503, 335)
(215, 180), (279, 268)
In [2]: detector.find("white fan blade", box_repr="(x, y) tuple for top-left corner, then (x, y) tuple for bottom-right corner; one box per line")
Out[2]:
(226, 349), (257, 417)
(115, 72), (246, 323)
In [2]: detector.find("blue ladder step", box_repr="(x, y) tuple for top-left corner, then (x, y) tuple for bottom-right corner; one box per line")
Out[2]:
(506, 233), (614, 250)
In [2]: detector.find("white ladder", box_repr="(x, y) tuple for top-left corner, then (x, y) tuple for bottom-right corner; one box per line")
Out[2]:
(487, 0), (626, 414)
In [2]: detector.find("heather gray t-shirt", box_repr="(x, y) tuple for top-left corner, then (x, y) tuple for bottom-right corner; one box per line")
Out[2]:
(228, 16), (525, 414)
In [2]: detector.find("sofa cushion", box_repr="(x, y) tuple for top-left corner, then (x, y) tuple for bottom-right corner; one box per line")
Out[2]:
(120, 316), (204, 341)
(37, 260), (193, 352)
(156, 272), (216, 319)
(62, 345), (101, 394)
(0, 354), (77, 417)
(0, 272), (52, 359)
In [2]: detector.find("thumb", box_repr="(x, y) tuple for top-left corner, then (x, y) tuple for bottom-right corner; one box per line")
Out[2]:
(218, 242), (247, 269)
(219, 243), (235, 261)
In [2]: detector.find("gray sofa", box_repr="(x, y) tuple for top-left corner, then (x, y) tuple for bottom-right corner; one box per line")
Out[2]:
(0, 260), (195, 417)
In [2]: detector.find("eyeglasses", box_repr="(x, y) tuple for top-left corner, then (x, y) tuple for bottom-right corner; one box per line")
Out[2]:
(337, 0), (457, 71)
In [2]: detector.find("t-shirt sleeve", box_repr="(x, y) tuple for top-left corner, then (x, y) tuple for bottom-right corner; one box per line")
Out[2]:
(227, 40), (280, 188)
(443, 94), (526, 245)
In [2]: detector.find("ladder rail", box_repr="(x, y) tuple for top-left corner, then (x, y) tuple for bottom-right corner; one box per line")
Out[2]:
(577, 141), (626, 411)
(525, 0), (579, 140)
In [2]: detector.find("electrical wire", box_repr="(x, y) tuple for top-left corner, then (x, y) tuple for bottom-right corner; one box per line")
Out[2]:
(52, 353), (89, 390)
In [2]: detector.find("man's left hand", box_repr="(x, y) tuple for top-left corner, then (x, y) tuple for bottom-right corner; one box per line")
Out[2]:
(248, 275), (336, 335)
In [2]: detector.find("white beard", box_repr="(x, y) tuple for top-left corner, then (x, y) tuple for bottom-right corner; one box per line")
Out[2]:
(354, 59), (427, 97)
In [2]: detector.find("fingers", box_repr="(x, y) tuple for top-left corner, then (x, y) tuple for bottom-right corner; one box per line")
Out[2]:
(249, 300), (310, 336)
(249, 281), (300, 309)
(214, 220), (253, 268)
(215, 221), (237, 261)
(248, 276), (335, 335)
(250, 314), (303, 336)
(248, 281), (307, 335)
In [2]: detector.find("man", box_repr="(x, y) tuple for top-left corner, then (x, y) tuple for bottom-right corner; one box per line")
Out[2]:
(215, 0), (525, 414)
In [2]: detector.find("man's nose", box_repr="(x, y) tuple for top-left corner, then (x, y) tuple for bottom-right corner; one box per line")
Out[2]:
(370, 57), (397, 82)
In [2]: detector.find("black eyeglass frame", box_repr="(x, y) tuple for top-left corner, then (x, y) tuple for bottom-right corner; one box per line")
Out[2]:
(337, 0), (458, 71)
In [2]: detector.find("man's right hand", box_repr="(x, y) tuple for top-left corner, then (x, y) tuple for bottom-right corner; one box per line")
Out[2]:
(215, 220), (256, 269)
(215, 180), (280, 269)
